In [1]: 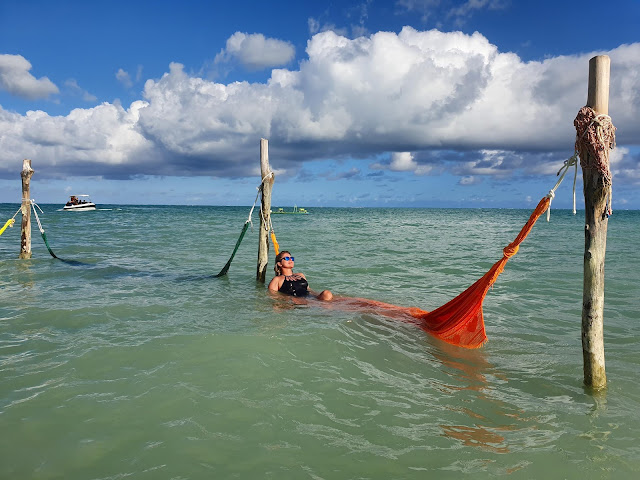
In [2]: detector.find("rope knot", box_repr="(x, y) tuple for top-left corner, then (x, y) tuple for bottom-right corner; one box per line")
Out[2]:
(503, 244), (519, 258)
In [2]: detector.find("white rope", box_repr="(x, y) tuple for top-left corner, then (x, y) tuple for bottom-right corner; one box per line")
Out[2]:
(30, 200), (46, 234)
(589, 113), (613, 147)
(546, 152), (579, 221)
(246, 186), (261, 228)
(246, 171), (274, 229)
(261, 171), (274, 185)
(11, 206), (22, 220)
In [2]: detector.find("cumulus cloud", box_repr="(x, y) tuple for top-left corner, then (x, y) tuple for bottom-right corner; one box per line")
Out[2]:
(371, 152), (433, 175)
(0, 100), (155, 179)
(215, 32), (295, 70)
(0, 54), (59, 99)
(0, 29), (638, 187)
(610, 147), (640, 186)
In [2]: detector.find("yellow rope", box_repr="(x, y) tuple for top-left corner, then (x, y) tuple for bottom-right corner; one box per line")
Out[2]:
(0, 218), (15, 236)
(270, 230), (279, 255)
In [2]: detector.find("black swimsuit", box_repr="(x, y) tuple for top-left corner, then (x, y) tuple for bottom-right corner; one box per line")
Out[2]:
(279, 275), (309, 297)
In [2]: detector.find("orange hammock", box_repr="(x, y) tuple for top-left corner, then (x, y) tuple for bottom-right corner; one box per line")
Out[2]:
(331, 197), (551, 349)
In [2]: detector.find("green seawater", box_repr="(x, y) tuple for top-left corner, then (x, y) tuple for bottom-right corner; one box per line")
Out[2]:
(1, 204), (639, 479)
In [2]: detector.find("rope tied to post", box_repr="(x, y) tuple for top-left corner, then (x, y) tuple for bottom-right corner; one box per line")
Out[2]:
(257, 171), (280, 254)
(574, 106), (616, 186)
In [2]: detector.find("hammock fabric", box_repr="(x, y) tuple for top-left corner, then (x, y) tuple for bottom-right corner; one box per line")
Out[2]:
(37, 226), (87, 265)
(332, 197), (551, 349)
(40, 230), (59, 259)
(214, 221), (250, 277)
(29, 202), (88, 266)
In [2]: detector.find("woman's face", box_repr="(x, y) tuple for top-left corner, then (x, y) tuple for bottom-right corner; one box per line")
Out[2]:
(279, 253), (294, 268)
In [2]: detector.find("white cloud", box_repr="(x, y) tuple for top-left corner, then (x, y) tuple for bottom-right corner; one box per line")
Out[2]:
(395, 0), (441, 22)
(0, 54), (59, 99)
(64, 79), (97, 102)
(0, 30), (639, 186)
(459, 175), (481, 185)
(390, 152), (417, 171)
(387, 152), (432, 175)
(454, 150), (512, 177)
(396, 0), (507, 25)
(308, 18), (321, 35)
(610, 147), (640, 186)
(447, 0), (509, 25)
(215, 32), (295, 70)
(116, 68), (133, 88)
(0, 100), (154, 178)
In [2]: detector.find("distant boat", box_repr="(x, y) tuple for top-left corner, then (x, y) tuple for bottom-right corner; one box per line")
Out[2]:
(63, 194), (96, 211)
(271, 205), (310, 215)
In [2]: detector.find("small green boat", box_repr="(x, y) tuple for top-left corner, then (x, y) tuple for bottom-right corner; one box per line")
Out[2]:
(271, 205), (310, 214)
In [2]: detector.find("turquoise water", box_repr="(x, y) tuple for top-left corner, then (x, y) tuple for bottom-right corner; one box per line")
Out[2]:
(1, 204), (639, 479)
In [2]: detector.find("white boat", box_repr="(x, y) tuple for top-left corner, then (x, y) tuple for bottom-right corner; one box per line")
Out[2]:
(63, 194), (96, 211)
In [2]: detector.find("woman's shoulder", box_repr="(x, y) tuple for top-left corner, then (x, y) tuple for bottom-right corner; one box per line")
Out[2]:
(268, 274), (285, 291)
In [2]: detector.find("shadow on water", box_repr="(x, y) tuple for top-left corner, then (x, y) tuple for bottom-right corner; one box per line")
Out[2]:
(428, 343), (514, 454)
(52, 257), (93, 267)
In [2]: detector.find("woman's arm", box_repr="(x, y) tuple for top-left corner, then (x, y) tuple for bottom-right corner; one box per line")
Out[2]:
(268, 275), (283, 292)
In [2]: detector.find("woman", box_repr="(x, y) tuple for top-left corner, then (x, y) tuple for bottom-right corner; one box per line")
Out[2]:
(268, 250), (333, 301)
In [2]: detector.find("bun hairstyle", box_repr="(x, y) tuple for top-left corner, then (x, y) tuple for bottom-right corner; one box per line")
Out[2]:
(274, 250), (291, 276)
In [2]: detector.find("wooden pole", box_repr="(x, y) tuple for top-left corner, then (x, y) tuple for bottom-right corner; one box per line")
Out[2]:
(19, 159), (34, 259)
(257, 138), (274, 282)
(581, 55), (610, 390)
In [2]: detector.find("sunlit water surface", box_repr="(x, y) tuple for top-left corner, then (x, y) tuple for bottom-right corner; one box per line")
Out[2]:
(1, 204), (639, 479)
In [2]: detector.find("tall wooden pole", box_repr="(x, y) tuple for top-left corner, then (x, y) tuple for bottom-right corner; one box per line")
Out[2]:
(19, 159), (34, 259)
(581, 55), (610, 390)
(257, 138), (274, 282)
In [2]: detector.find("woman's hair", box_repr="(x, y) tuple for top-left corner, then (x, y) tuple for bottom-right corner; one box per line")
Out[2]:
(274, 250), (291, 276)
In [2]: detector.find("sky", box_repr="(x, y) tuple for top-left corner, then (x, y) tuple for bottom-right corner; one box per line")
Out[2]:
(1, 0), (639, 209)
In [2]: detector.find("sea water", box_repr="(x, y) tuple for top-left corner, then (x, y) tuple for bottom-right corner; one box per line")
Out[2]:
(0, 204), (639, 479)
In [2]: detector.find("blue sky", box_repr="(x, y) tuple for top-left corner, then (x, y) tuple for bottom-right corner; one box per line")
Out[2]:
(1, 0), (639, 208)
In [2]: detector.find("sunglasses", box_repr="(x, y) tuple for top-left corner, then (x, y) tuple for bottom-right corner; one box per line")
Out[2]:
(281, 256), (294, 261)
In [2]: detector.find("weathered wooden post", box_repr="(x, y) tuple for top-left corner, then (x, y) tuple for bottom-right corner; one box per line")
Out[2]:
(257, 138), (274, 282)
(580, 55), (611, 390)
(19, 159), (34, 259)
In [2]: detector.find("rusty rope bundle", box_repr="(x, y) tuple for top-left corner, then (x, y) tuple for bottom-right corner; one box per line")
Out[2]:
(574, 106), (616, 186)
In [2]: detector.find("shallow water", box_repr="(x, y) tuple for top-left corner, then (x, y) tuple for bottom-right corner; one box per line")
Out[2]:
(1, 204), (639, 479)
